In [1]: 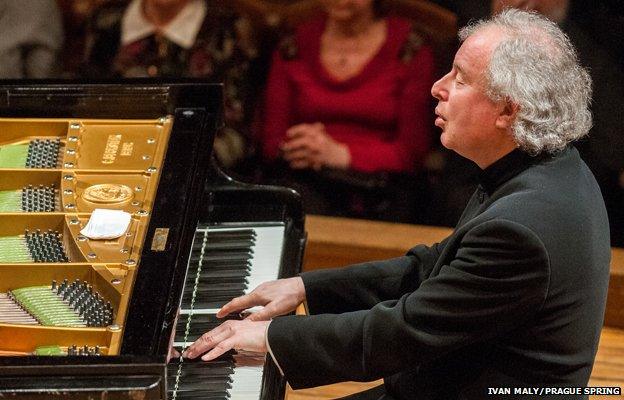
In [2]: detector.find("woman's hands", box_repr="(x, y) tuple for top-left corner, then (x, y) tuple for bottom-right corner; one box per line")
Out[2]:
(281, 123), (351, 170)
(182, 277), (306, 361)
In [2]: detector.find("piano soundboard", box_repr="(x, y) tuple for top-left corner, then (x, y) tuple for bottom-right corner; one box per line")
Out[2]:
(0, 82), (305, 400)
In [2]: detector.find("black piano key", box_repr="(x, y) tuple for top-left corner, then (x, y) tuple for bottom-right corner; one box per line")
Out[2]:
(192, 293), (247, 304)
(181, 287), (247, 305)
(175, 324), (224, 341)
(174, 393), (228, 400)
(202, 241), (255, 251)
(175, 375), (232, 386)
(174, 368), (233, 381)
(182, 285), (248, 302)
(188, 263), (252, 273)
(187, 257), (253, 269)
(193, 237), (255, 249)
(191, 257), (252, 266)
(206, 229), (255, 238)
(199, 251), (254, 261)
(206, 274), (249, 283)
(175, 386), (231, 394)
(173, 373), (233, 383)
(190, 294), (247, 306)
(184, 282), (247, 293)
(185, 271), (245, 284)
(175, 322), (221, 340)
(187, 300), (235, 309)
(170, 379), (232, 396)
(170, 357), (235, 368)
(182, 276), (249, 295)
(197, 269), (250, 279)
(175, 314), (241, 330)
(186, 265), (251, 279)
(205, 233), (255, 242)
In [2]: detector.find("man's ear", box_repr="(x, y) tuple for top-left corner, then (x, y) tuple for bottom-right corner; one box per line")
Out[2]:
(495, 99), (519, 129)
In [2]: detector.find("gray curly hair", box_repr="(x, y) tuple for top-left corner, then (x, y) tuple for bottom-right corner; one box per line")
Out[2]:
(459, 9), (592, 154)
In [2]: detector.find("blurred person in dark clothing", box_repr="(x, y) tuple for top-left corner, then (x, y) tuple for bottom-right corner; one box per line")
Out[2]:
(490, 0), (624, 246)
(0, 0), (63, 78)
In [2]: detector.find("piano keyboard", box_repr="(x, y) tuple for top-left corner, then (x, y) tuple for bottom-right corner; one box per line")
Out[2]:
(179, 225), (285, 315)
(169, 224), (285, 400)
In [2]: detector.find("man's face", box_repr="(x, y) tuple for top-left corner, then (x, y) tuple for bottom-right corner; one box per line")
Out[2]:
(431, 28), (511, 166)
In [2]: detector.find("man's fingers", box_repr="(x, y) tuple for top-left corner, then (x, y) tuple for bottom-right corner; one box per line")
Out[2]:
(247, 303), (280, 321)
(218, 295), (256, 318)
(201, 338), (236, 361)
(183, 324), (232, 359)
(246, 309), (271, 321)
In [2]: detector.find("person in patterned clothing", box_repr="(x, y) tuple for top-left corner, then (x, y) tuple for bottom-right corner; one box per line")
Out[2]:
(81, 0), (265, 169)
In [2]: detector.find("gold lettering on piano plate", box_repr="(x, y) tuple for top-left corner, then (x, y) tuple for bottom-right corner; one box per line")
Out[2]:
(102, 134), (122, 164)
(120, 142), (134, 157)
(82, 184), (134, 204)
(151, 228), (170, 251)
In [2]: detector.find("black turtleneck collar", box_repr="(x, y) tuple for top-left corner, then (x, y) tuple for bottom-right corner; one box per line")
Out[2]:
(478, 148), (553, 194)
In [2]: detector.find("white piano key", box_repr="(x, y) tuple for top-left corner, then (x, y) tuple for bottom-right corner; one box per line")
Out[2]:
(241, 226), (285, 294)
(179, 308), (220, 315)
(229, 365), (265, 400)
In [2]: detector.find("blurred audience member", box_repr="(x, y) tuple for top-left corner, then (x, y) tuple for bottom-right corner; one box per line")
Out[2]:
(81, 0), (262, 170)
(56, 0), (109, 77)
(0, 0), (63, 78)
(258, 0), (435, 221)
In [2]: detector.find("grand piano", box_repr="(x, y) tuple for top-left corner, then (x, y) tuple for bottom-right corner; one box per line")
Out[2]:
(0, 81), (306, 399)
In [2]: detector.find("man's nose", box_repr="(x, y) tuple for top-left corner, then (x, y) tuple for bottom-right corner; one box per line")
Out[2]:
(431, 78), (446, 101)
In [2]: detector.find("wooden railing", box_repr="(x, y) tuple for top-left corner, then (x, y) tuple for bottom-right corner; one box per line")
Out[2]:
(304, 215), (624, 329)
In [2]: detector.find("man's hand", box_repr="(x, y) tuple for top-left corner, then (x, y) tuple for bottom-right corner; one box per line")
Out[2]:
(217, 277), (306, 321)
(182, 319), (270, 361)
(281, 123), (351, 170)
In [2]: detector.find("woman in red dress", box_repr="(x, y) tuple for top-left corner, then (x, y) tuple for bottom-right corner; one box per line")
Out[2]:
(259, 0), (435, 219)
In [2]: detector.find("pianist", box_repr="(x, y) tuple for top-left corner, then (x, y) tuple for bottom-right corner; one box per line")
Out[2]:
(183, 9), (610, 400)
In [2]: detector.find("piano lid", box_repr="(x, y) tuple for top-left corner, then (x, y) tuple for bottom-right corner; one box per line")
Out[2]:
(0, 79), (224, 120)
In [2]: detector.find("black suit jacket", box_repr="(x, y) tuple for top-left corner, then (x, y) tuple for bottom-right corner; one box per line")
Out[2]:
(268, 146), (610, 399)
